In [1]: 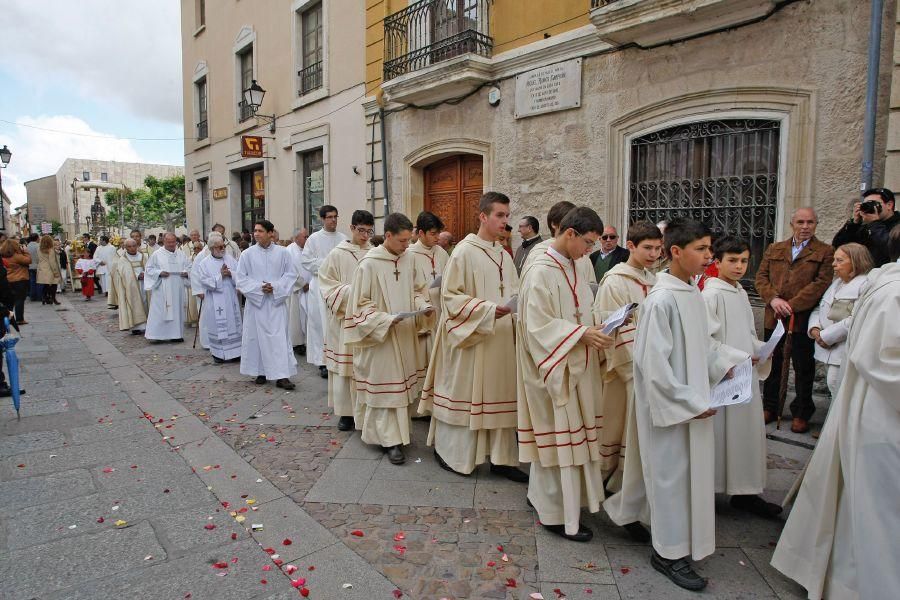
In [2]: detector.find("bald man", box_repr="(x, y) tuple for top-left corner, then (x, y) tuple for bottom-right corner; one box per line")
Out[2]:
(755, 207), (834, 433)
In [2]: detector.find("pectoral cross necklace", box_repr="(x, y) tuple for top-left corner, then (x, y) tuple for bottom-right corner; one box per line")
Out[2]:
(546, 251), (581, 321)
(393, 258), (401, 281)
(479, 247), (506, 296)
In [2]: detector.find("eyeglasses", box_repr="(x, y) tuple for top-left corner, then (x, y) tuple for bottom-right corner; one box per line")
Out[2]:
(578, 235), (596, 249)
(601, 234), (618, 241)
(354, 227), (375, 236)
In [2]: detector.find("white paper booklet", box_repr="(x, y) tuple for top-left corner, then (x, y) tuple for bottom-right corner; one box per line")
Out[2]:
(393, 307), (432, 322)
(601, 302), (638, 335)
(429, 275), (442, 289)
(754, 320), (785, 362)
(709, 357), (753, 408)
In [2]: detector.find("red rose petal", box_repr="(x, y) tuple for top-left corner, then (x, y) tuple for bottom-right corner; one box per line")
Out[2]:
(283, 538), (293, 546)
(620, 567), (630, 575)
(260, 579), (267, 585)
(204, 524), (216, 530)
(300, 588), (310, 597)
(16, 464), (25, 468)
(487, 561), (496, 567)
(102, 467), (114, 473)
(262, 565), (272, 571)
(497, 545), (504, 552)
(505, 578), (517, 588)
(212, 562), (228, 569)
(350, 530), (364, 537)
(285, 565), (298, 575)
(392, 591), (403, 599)
(96, 517), (105, 523)
(263, 547), (275, 555)
(231, 533), (237, 540)
(273, 558), (284, 566)
(393, 532), (406, 541)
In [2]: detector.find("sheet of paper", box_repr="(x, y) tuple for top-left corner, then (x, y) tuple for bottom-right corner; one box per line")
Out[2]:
(429, 275), (442, 290)
(754, 320), (785, 362)
(709, 358), (753, 408)
(393, 308), (432, 322)
(601, 302), (638, 335)
(503, 295), (518, 314)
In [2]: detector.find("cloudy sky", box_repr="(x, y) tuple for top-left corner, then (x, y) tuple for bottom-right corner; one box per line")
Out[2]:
(0, 1), (184, 207)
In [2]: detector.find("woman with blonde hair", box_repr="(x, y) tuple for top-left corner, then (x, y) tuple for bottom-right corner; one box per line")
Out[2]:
(0, 238), (32, 322)
(808, 242), (875, 398)
(36, 235), (62, 305)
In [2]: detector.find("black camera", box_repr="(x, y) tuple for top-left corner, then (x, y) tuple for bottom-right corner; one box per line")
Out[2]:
(860, 200), (883, 215)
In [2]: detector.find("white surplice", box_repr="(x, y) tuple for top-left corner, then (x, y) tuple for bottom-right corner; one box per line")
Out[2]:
(143, 248), (190, 341)
(287, 242), (311, 347)
(300, 229), (347, 366)
(94, 243), (118, 295)
(701, 277), (772, 495)
(771, 262), (900, 600)
(189, 247), (211, 348)
(235, 242), (298, 380)
(195, 254), (242, 360)
(631, 273), (747, 560)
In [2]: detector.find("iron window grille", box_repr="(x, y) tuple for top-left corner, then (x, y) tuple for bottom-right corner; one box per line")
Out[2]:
(299, 61), (323, 95)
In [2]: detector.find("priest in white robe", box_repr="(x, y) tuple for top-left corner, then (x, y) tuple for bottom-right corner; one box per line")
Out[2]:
(301, 204), (347, 377)
(771, 255), (900, 600)
(702, 236), (779, 517)
(408, 211), (450, 378)
(628, 220), (746, 592)
(345, 213), (432, 465)
(517, 207), (614, 542)
(287, 228), (310, 354)
(235, 219), (298, 389)
(144, 233), (191, 342)
(419, 192), (527, 482)
(318, 212), (373, 431)
(211, 223), (241, 261)
(112, 239), (148, 334)
(94, 236), (118, 296)
(196, 234), (242, 362)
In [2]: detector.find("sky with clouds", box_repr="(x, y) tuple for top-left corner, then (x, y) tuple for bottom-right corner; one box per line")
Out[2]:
(0, 0), (185, 207)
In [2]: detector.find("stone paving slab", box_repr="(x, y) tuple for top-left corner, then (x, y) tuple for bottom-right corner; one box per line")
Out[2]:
(0, 468), (96, 508)
(539, 582), (622, 599)
(69, 414), (159, 444)
(43, 538), (293, 600)
(475, 480), (532, 511)
(240, 495), (337, 563)
(2, 434), (159, 478)
(74, 394), (145, 420)
(0, 397), (69, 418)
(0, 520), (167, 600)
(742, 546), (806, 599)
(360, 478), (476, 508)
(283, 542), (399, 599)
(335, 431), (387, 460)
(305, 458), (379, 503)
(0, 429), (66, 457)
(151, 502), (251, 555)
(535, 528), (615, 585)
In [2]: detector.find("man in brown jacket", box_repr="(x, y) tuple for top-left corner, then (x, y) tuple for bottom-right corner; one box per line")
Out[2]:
(755, 207), (834, 433)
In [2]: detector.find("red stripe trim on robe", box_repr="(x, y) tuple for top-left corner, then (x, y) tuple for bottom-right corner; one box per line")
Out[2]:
(538, 326), (584, 369)
(447, 299), (485, 334)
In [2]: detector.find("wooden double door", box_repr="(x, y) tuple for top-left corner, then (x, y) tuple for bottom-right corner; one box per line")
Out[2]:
(424, 154), (483, 241)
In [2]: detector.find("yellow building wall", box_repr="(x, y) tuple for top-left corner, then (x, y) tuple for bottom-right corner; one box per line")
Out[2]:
(365, 0), (590, 98)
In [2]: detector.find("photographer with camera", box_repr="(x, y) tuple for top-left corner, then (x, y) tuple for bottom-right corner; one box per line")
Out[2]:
(832, 187), (900, 266)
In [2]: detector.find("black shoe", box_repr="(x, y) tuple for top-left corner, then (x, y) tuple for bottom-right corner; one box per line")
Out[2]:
(490, 464), (529, 483)
(213, 356), (225, 364)
(650, 551), (707, 591)
(730, 494), (783, 518)
(108, 305), (118, 310)
(319, 365), (328, 379)
(276, 378), (295, 390)
(131, 330), (143, 335)
(172, 338), (184, 343)
(298, 344), (306, 356)
(0, 388), (25, 398)
(337, 416), (355, 431)
(386, 445), (406, 465)
(434, 449), (470, 477)
(255, 375), (267, 385)
(542, 523), (593, 542)
(411, 414), (431, 422)
(624, 522), (651, 543)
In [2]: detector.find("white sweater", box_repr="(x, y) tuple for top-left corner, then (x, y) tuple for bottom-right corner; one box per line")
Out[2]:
(808, 275), (868, 366)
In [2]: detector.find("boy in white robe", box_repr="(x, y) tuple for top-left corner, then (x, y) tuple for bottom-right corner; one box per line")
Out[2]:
(420, 192), (528, 482)
(517, 207), (614, 541)
(702, 236), (780, 517)
(596, 221), (662, 543)
(287, 228), (310, 354)
(144, 233), (190, 343)
(408, 211), (450, 417)
(235, 219), (298, 389)
(522, 201), (596, 285)
(301, 205), (348, 378)
(345, 213), (433, 465)
(196, 234), (242, 362)
(319, 211), (373, 431)
(631, 219), (747, 591)
(94, 236), (118, 296)
(771, 232), (900, 600)
(113, 239), (148, 334)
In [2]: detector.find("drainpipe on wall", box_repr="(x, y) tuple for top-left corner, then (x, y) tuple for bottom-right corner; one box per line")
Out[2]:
(379, 107), (391, 219)
(369, 113), (378, 217)
(861, 0), (885, 191)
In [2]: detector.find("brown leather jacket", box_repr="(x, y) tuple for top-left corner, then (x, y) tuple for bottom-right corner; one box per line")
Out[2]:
(755, 236), (834, 332)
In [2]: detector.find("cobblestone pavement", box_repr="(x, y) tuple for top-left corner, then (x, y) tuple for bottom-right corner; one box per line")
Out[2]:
(3, 292), (817, 599)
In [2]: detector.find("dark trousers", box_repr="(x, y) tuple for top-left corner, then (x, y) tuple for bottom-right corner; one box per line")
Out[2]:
(28, 270), (42, 301)
(762, 326), (817, 420)
(42, 283), (57, 304)
(10, 281), (28, 322)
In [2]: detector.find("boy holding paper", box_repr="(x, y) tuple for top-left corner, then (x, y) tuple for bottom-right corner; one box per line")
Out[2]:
(702, 236), (781, 518)
(628, 219), (747, 591)
(344, 213), (433, 465)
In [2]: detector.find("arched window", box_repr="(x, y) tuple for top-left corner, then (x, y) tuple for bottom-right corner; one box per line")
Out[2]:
(629, 118), (780, 284)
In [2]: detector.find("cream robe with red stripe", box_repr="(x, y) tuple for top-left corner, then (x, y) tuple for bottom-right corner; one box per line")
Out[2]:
(408, 240), (450, 362)
(516, 250), (605, 468)
(344, 245), (432, 409)
(592, 263), (656, 480)
(419, 234), (519, 429)
(319, 241), (370, 377)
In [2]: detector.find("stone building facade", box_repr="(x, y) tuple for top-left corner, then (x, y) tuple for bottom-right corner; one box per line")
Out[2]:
(366, 0), (896, 276)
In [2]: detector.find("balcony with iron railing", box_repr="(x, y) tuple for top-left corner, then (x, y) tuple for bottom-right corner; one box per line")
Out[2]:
(588, 0), (781, 46)
(382, 0), (494, 104)
(196, 119), (208, 141)
(299, 61), (323, 95)
(238, 100), (253, 122)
